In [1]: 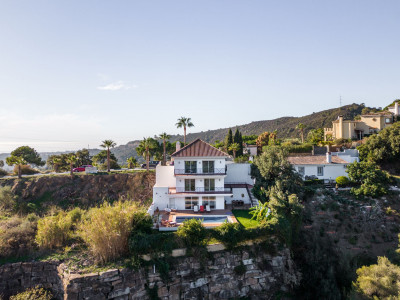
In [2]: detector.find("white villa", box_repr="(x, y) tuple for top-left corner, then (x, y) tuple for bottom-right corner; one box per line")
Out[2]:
(288, 149), (359, 181)
(149, 139), (256, 216)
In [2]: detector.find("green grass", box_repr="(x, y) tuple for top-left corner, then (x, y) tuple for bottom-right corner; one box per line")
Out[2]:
(232, 209), (259, 228)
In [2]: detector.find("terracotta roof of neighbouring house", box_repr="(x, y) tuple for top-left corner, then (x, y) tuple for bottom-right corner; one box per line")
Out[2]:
(287, 155), (348, 165)
(171, 139), (229, 157)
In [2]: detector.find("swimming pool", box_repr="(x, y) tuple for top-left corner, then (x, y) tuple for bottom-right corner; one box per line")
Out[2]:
(174, 215), (230, 224)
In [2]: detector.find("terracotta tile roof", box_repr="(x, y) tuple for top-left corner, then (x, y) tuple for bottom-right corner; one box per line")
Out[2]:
(287, 155), (348, 165)
(171, 139), (229, 157)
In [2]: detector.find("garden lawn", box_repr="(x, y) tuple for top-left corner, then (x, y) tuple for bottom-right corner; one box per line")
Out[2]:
(232, 209), (258, 228)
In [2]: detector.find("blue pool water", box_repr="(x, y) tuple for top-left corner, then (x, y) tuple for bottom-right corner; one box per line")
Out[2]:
(175, 215), (229, 224)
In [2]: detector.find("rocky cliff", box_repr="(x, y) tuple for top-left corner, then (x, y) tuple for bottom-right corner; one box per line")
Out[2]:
(0, 172), (155, 209)
(0, 245), (300, 300)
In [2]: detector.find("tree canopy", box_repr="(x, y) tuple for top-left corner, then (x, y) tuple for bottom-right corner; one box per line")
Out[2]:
(8, 146), (44, 167)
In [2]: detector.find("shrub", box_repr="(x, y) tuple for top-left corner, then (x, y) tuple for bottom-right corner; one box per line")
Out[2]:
(212, 222), (245, 249)
(0, 168), (7, 177)
(78, 201), (141, 263)
(35, 212), (72, 249)
(0, 186), (16, 212)
(335, 176), (349, 187)
(353, 256), (400, 299)
(13, 165), (38, 175)
(0, 216), (37, 259)
(10, 286), (52, 300)
(129, 232), (177, 257)
(347, 161), (390, 197)
(176, 218), (207, 248)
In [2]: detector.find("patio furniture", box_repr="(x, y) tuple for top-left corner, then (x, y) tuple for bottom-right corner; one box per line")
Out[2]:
(206, 205), (211, 212)
(200, 205), (204, 212)
(194, 205), (199, 213)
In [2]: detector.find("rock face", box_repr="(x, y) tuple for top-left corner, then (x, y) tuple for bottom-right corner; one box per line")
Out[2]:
(0, 246), (300, 299)
(0, 173), (155, 206)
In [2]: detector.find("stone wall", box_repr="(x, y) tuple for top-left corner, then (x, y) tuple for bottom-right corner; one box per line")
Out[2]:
(0, 261), (63, 299)
(0, 246), (300, 300)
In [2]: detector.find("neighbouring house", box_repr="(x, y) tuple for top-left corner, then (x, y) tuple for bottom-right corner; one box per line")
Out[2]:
(288, 149), (359, 180)
(148, 139), (256, 216)
(245, 144), (258, 156)
(324, 112), (394, 141)
(387, 101), (399, 116)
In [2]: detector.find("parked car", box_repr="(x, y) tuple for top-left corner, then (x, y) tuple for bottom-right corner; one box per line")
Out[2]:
(141, 161), (160, 169)
(72, 165), (93, 172)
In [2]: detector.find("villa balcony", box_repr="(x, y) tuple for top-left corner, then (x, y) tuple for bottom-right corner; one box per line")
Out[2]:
(168, 187), (232, 194)
(174, 168), (226, 175)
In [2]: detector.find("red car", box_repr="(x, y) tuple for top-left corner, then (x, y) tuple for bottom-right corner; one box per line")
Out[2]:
(72, 165), (93, 172)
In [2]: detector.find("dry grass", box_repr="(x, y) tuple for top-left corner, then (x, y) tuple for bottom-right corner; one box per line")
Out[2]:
(78, 201), (141, 263)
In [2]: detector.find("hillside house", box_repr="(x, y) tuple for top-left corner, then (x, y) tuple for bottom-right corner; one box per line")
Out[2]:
(324, 112), (394, 141)
(387, 101), (399, 116)
(288, 149), (359, 181)
(149, 139), (256, 217)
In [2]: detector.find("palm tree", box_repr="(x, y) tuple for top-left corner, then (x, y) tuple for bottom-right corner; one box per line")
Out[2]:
(137, 138), (157, 171)
(6, 155), (27, 179)
(126, 157), (138, 169)
(296, 123), (305, 143)
(175, 117), (194, 145)
(65, 154), (78, 176)
(100, 140), (116, 172)
(157, 132), (171, 166)
(229, 143), (240, 159)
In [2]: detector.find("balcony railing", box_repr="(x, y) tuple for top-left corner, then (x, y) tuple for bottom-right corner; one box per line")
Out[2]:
(168, 187), (232, 194)
(174, 168), (226, 175)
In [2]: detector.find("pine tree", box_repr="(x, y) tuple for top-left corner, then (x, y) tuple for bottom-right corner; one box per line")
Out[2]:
(233, 129), (244, 157)
(225, 129), (233, 155)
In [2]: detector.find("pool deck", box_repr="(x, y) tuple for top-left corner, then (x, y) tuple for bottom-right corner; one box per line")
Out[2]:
(157, 208), (239, 231)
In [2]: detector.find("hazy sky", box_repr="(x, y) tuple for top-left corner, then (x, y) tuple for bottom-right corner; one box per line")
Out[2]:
(0, 1), (399, 153)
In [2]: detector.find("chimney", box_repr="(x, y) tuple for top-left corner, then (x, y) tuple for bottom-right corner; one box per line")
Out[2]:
(176, 141), (181, 152)
(326, 152), (332, 163)
(395, 101), (399, 116)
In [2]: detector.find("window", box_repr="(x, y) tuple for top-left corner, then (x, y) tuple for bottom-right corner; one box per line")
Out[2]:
(202, 161), (215, 173)
(184, 161), (197, 174)
(202, 196), (216, 209)
(317, 166), (324, 176)
(204, 179), (215, 192)
(184, 179), (196, 191)
(185, 197), (199, 209)
(298, 167), (305, 176)
(386, 118), (392, 123)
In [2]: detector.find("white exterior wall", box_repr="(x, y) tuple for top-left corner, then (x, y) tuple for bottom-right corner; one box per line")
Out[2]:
(155, 165), (175, 187)
(225, 163), (253, 185)
(295, 164), (348, 180)
(153, 187), (170, 210)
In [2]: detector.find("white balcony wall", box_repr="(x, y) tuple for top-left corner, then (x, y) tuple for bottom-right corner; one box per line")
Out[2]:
(175, 177), (225, 190)
(174, 157), (226, 173)
(224, 188), (251, 204)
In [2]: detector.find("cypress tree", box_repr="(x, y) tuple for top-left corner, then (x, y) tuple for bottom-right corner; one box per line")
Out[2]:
(233, 129), (241, 157)
(239, 132), (244, 157)
(225, 129), (233, 155)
